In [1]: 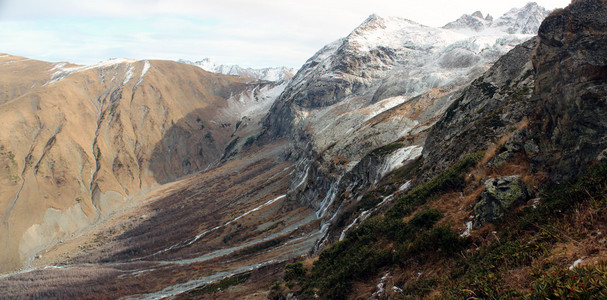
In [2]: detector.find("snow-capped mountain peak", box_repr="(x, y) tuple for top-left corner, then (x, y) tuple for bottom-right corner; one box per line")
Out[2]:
(494, 2), (550, 34)
(179, 58), (295, 82)
(444, 2), (550, 34)
(345, 14), (459, 53)
(443, 10), (493, 32)
(267, 2), (551, 139)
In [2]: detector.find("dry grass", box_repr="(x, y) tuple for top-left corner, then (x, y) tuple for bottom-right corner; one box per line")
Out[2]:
(302, 257), (318, 273)
(350, 280), (378, 300)
(480, 118), (529, 166)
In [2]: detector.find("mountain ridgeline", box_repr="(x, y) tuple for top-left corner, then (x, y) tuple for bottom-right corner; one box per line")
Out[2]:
(1, 0), (607, 299)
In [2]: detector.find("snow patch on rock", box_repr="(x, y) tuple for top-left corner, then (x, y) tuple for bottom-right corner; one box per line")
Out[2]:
(378, 145), (423, 179)
(48, 58), (137, 85)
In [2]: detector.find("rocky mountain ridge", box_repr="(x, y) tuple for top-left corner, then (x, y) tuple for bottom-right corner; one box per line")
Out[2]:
(179, 58), (296, 82)
(444, 2), (550, 34)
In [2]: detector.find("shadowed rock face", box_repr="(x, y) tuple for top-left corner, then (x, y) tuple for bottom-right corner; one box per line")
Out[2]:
(529, 0), (607, 181)
(421, 0), (607, 182)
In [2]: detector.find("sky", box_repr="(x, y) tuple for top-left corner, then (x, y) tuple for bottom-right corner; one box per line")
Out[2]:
(0, 0), (571, 69)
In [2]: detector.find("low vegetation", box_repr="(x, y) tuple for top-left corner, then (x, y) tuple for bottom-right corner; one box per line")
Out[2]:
(179, 273), (250, 298)
(274, 153), (607, 299)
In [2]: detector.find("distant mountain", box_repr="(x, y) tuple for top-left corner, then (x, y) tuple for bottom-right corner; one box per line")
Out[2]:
(444, 2), (550, 34)
(265, 3), (549, 141)
(179, 58), (296, 82)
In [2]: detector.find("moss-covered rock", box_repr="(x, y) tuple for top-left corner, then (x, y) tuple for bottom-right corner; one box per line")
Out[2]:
(474, 175), (529, 227)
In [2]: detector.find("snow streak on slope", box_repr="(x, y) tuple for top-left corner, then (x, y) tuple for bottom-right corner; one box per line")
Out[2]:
(48, 58), (137, 84)
(217, 81), (288, 122)
(378, 145), (423, 180)
(134, 60), (150, 88)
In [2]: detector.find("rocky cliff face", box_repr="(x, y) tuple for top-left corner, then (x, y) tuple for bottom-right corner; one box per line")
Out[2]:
(422, 38), (537, 179)
(271, 1), (607, 298)
(528, 0), (607, 181)
(431, 0), (607, 183)
(0, 56), (284, 272)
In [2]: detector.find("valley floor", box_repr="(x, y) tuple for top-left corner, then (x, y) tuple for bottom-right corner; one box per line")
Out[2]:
(0, 141), (322, 298)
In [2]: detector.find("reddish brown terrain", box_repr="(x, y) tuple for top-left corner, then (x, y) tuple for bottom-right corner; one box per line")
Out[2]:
(0, 141), (324, 298)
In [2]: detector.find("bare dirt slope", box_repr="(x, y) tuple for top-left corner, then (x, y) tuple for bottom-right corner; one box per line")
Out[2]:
(0, 141), (322, 298)
(0, 55), (279, 273)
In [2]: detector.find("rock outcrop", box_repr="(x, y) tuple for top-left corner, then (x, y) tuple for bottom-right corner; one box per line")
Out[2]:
(474, 176), (530, 227)
(528, 0), (607, 181)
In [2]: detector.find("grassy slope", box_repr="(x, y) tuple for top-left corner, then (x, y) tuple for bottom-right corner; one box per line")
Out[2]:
(272, 151), (607, 299)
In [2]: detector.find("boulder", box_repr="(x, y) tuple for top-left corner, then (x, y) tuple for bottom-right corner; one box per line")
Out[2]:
(474, 175), (529, 227)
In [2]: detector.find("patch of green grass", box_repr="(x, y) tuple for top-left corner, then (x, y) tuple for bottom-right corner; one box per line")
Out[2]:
(182, 273), (250, 297)
(355, 193), (383, 212)
(387, 151), (484, 219)
(409, 208), (442, 229)
(285, 262), (306, 282)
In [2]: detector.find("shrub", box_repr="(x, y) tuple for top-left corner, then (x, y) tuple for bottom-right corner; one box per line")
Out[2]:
(409, 208), (443, 229)
(371, 142), (405, 157)
(530, 261), (607, 299)
(244, 135), (256, 147)
(285, 262), (306, 282)
(182, 273), (250, 296)
(407, 225), (466, 257)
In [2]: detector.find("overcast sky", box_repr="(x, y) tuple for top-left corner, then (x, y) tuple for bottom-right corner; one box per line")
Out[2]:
(0, 0), (571, 69)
